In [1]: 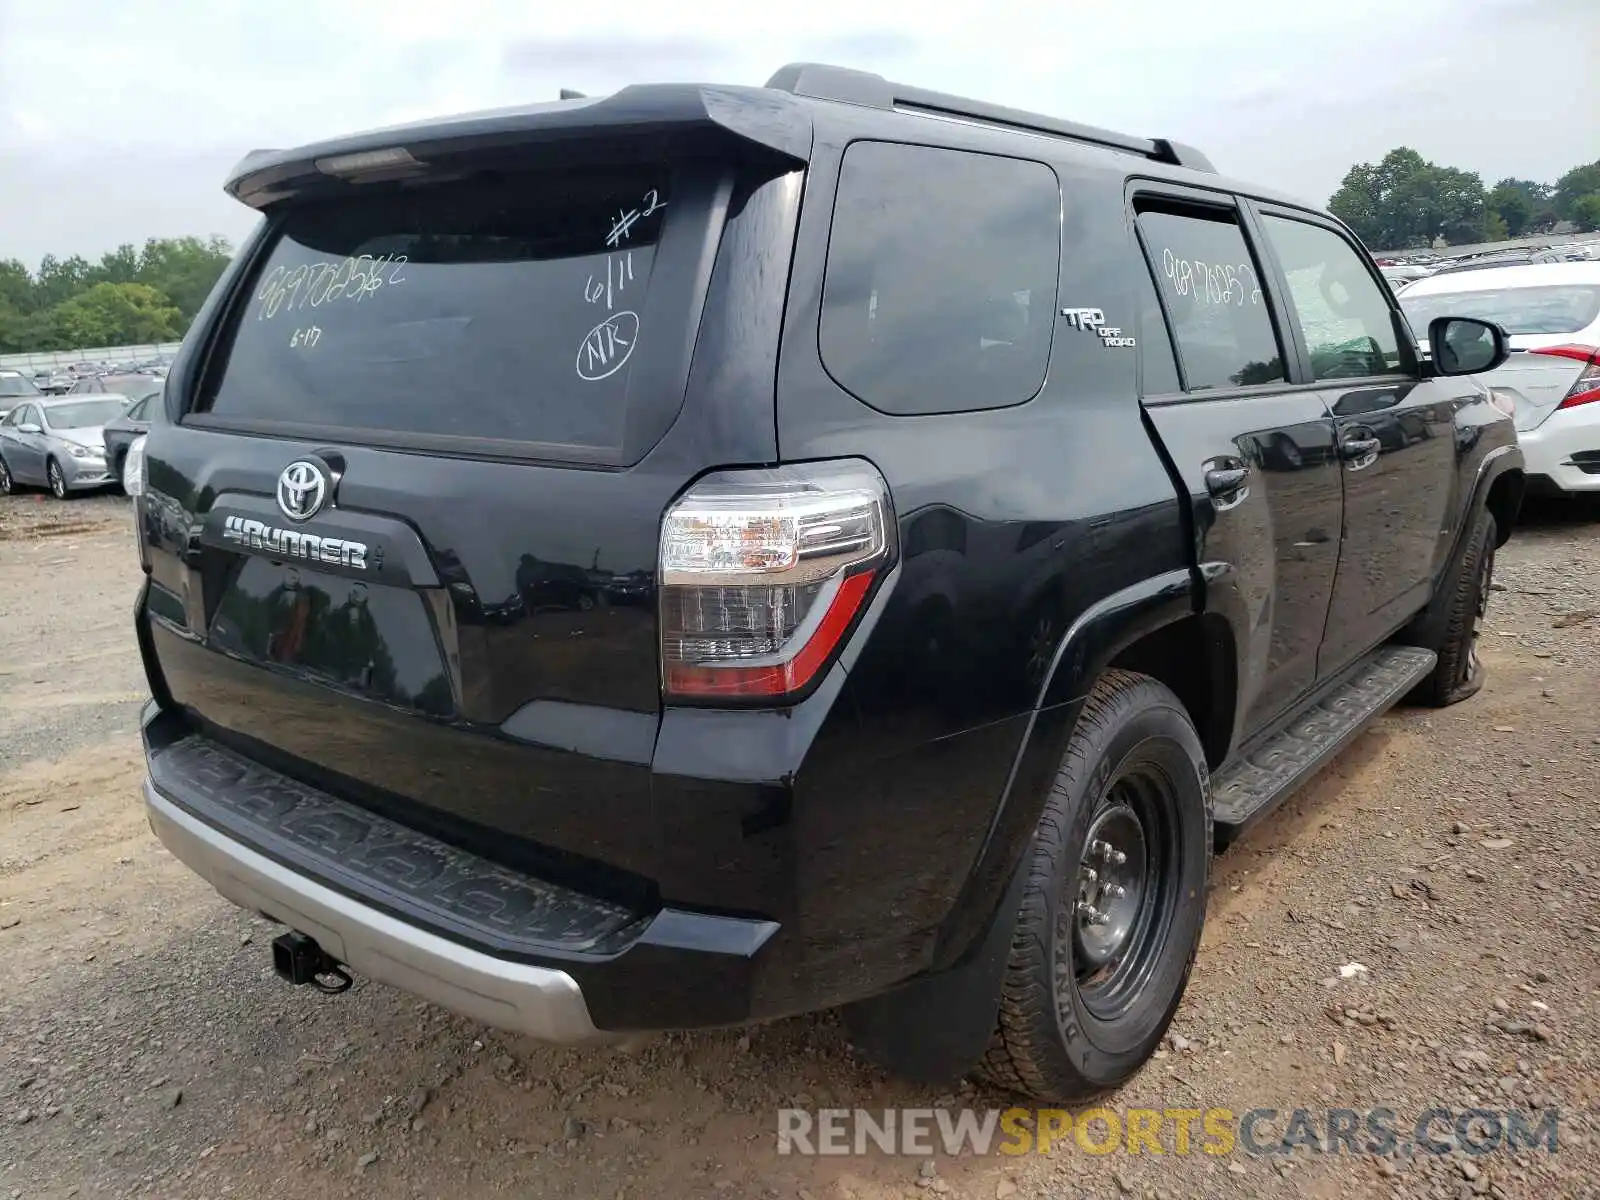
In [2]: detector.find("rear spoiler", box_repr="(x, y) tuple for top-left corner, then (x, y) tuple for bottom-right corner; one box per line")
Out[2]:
(224, 84), (813, 209)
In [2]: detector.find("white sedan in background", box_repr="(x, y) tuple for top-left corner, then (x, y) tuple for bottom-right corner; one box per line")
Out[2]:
(1400, 263), (1600, 497)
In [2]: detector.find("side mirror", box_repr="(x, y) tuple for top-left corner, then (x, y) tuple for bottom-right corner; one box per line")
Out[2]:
(17, 422), (41, 434)
(1428, 316), (1510, 377)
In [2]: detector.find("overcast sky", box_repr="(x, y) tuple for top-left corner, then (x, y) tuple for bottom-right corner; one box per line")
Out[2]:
(1, 0), (1595, 268)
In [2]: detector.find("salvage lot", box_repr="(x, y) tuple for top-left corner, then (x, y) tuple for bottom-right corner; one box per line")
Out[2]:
(2, 494), (1598, 1199)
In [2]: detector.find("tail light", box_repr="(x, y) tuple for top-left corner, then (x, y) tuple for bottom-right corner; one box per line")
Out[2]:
(124, 433), (148, 497)
(1529, 344), (1600, 410)
(659, 459), (895, 702)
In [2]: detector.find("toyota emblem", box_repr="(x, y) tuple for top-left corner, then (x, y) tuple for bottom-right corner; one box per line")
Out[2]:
(276, 460), (329, 522)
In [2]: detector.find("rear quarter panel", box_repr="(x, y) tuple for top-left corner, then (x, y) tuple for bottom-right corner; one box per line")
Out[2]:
(772, 114), (1190, 976)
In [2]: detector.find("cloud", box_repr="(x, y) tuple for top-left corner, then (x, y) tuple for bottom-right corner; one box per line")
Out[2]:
(501, 34), (735, 79)
(0, 0), (1595, 266)
(798, 30), (920, 62)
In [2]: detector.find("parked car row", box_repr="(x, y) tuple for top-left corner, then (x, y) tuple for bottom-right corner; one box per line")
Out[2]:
(1376, 243), (1600, 293)
(28, 356), (170, 394)
(3, 260), (1596, 507)
(0, 365), (164, 495)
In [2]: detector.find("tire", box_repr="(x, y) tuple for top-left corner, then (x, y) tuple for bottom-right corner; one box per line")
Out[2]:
(1410, 506), (1496, 707)
(979, 669), (1212, 1102)
(47, 458), (70, 500)
(0, 456), (14, 496)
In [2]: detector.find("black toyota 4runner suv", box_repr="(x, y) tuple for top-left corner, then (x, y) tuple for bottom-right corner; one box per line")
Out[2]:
(130, 64), (1524, 1102)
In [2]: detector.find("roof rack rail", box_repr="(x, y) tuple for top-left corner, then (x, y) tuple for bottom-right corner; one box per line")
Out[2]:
(764, 63), (1214, 173)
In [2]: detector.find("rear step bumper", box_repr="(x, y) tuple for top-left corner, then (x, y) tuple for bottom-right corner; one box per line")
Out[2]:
(146, 784), (607, 1042)
(142, 721), (783, 1037)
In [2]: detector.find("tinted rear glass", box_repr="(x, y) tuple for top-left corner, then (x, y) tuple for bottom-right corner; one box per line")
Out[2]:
(820, 142), (1060, 415)
(205, 167), (672, 448)
(1400, 285), (1600, 336)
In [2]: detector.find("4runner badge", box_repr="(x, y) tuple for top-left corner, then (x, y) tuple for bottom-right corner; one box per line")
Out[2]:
(1061, 307), (1137, 349)
(222, 515), (370, 570)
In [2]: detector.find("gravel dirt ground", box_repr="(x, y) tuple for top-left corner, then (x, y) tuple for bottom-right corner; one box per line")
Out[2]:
(2, 491), (1598, 1200)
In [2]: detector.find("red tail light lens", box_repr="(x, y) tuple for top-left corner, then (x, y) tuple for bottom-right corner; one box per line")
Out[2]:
(1530, 344), (1600, 410)
(659, 460), (894, 702)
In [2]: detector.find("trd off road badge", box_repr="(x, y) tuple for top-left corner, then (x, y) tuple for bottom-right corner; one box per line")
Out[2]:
(1061, 307), (1136, 348)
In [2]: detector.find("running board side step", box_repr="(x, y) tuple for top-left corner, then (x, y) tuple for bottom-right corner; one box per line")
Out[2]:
(1210, 645), (1437, 838)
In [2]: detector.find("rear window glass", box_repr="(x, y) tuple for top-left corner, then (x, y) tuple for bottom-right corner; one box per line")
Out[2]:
(1400, 285), (1600, 336)
(0, 371), (40, 398)
(820, 142), (1060, 415)
(1137, 208), (1285, 391)
(204, 167), (673, 448)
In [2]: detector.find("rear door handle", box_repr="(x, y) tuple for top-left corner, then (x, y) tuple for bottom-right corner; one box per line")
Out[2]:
(1203, 462), (1251, 510)
(1340, 436), (1381, 469)
(1205, 465), (1250, 495)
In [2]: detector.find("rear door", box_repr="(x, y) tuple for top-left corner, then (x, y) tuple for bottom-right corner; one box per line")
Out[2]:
(140, 145), (805, 889)
(1250, 206), (1458, 674)
(1132, 188), (1344, 742)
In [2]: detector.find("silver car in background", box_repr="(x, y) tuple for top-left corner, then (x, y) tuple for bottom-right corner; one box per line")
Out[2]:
(0, 396), (130, 498)
(1400, 263), (1600, 497)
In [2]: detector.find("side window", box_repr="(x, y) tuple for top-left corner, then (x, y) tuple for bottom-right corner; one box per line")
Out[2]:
(1259, 215), (1403, 379)
(820, 142), (1061, 415)
(127, 398), (149, 420)
(1136, 207), (1284, 391)
(1134, 261), (1181, 395)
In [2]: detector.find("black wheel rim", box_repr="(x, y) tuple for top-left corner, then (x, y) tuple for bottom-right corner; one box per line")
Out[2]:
(1462, 540), (1495, 684)
(1055, 762), (1180, 1024)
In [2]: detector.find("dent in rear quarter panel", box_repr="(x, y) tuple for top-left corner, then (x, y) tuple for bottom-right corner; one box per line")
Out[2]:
(766, 120), (1189, 996)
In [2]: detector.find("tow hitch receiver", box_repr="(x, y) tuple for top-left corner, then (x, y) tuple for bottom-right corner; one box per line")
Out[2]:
(271, 931), (353, 994)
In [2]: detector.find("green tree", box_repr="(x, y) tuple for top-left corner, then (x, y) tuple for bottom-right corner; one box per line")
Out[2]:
(33, 254), (92, 309)
(1486, 182), (1533, 237)
(1573, 194), (1600, 234)
(135, 235), (233, 322)
(1414, 164), (1487, 245)
(0, 300), (27, 353)
(90, 243), (143, 286)
(1553, 161), (1600, 221)
(1329, 149), (1429, 248)
(37, 282), (182, 349)
(1493, 178), (1559, 232)
(1329, 148), (1488, 249)
(0, 258), (34, 315)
